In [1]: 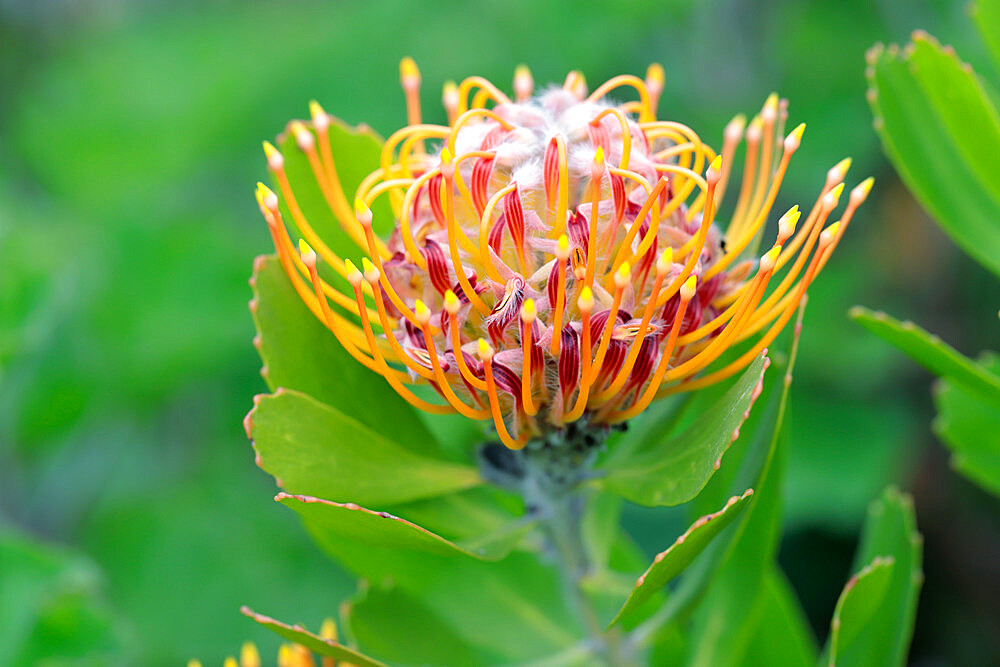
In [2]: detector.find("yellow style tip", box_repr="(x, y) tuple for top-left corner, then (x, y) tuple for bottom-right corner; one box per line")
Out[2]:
(477, 338), (495, 361)
(256, 182), (278, 210)
(223, 657), (238, 667)
(836, 157), (853, 177)
(240, 641), (261, 667)
(762, 93), (780, 123)
(760, 245), (782, 272)
(780, 205), (801, 226)
(514, 64), (534, 99)
(440, 146), (454, 164)
(565, 70), (587, 98)
(298, 239), (316, 265)
(614, 261), (631, 289)
(345, 258), (363, 285)
(444, 289), (461, 314)
(820, 221), (841, 246)
(354, 198), (373, 226)
(578, 285), (595, 311)
(277, 644), (293, 667)
(290, 120), (314, 151)
(320, 617), (338, 641)
(361, 257), (380, 283)
(593, 146), (605, 165)
(521, 298), (537, 322)
(414, 299), (432, 325)
(309, 100), (330, 132)
(442, 80), (459, 109)
(656, 246), (674, 275)
(707, 155), (723, 182)
(823, 183), (845, 210)
(556, 234), (570, 259)
(646, 63), (665, 88)
(851, 176), (875, 204)
(262, 141), (283, 169)
(779, 209), (799, 239)
(186, 661), (203, 667)
(400, 56), (420, 84)
(681, 275), (698, 301)
(725, 113), (747, 140)
(784, 122), (806, 151)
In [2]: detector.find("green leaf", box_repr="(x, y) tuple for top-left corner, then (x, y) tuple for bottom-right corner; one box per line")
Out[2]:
(279, 489), (582, 662)
(299, 523), (585, 664)
(0, 529), (122, 666)
(581, 491), (625, 574)
(250, 254), (447, 459)
(599, 352), (769, 506)
(625, 346), (790, 650)
(823, 487), (922, 667)
(387, 486), (526, 543)
(274, 117), (395, 254)
(972, 0), (1000, 73)
(743, 566), (818, 667)
(277, 493), (526, 560)
(850, 307), (1000, 410)
(249, 388), (480, 506)
(934, 358), (1000, 494)
(675, 304), (805, 666)
(867, 35), (1000, 278)
(345, 584), (508, 665)
(827, 557), (896, 664)
(240, 607), (386, 667)
(907, 33), (1000, 204)
(852, 309), (1000, 494)
(608, 489), (754, 627)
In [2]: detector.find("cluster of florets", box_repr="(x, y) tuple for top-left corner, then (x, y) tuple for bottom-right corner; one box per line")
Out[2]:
(255, 60), (871, 448)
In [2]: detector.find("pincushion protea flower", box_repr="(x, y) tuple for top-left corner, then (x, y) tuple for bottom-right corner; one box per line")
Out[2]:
(254, 58), (872, 450)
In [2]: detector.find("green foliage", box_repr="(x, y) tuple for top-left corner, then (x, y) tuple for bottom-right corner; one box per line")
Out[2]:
(276, 492), (527, 561)
(609, 489), (754, 627)
(822, 488), (922, 667)
(0, 529), (122, 666)
(867, 30), (1000, 279)
(826, 557), (895, 665)
(742, 567), (817, 667)
(859, 5), (1000, 500)
(851, 308), (1000, 493)
(250, 389), (480, 505)
(6, 1), (980, 662)
(241, 607), (385, 667)
(250, 254), (446, 458)
(345, 585), (509, 665)
(933, 354), (1000, 495)
(681, 309), (800, 667)
(973, 0), (1000, 67)
(851, 308), (1000, 409)
(599, 353), (769, 506)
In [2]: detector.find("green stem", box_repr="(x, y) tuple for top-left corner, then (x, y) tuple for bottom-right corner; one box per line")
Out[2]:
(541, 491), (631, 666)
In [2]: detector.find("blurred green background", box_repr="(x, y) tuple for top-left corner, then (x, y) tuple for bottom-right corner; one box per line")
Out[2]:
(2, 0), (998, 664)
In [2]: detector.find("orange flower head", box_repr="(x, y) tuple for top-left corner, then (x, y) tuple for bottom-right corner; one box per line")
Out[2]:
(255, 60), (873, 449)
